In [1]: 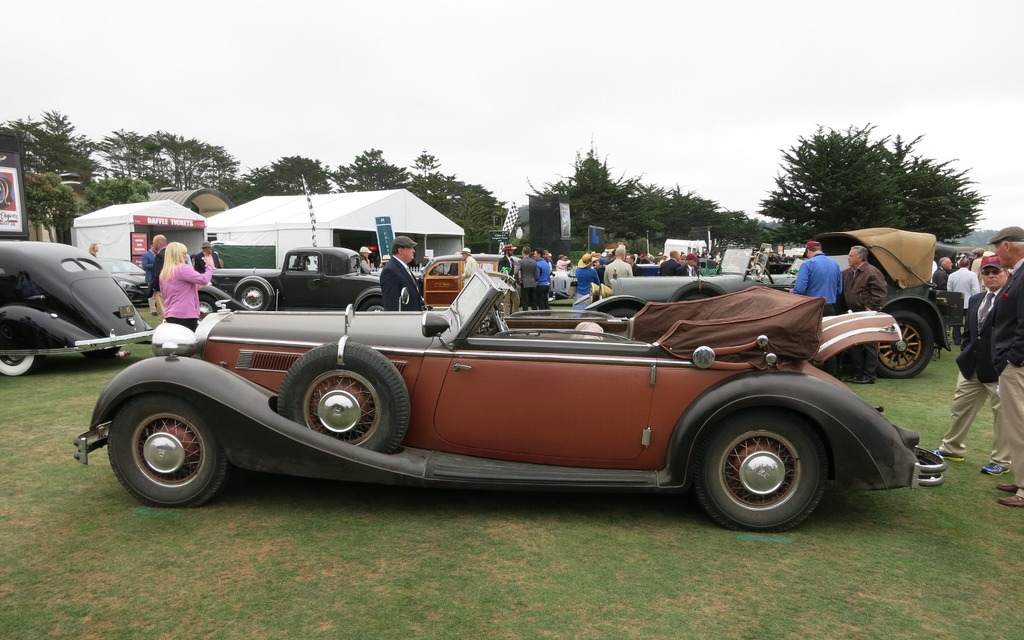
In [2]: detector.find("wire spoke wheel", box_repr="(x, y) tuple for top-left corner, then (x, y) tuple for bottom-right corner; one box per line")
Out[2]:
(302, 370), (381, 444)
(107, 393), (229, 507)
(694, 411), (826, 531)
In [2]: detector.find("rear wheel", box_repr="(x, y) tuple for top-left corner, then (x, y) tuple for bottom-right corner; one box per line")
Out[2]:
(107, 393), (230, 507)
(693, 411), (827, 531)
(878, 310), (933, 379)
(0, 354), (44, 376)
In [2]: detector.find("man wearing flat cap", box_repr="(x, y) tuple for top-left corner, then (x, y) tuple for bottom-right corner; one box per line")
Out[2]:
(381, 235), (425, 311)
(989, 226), (1024, 506)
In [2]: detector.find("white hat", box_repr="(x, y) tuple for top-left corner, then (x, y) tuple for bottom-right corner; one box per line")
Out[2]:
(359, 246), (370, 254)
(461, 247), (472, 254)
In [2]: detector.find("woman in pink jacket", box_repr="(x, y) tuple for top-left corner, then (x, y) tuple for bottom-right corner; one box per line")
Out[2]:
(159, 242), (213, 330)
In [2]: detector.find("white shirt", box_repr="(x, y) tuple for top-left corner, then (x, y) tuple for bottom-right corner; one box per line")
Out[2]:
(947, 266), (982, 308)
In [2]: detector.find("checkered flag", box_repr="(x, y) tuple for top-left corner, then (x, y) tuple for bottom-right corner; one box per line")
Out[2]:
(502, 201), (519, 235)
(301, 174), (317, 247)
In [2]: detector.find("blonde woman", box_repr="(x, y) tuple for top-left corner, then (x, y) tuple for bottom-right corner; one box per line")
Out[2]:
(159, 242), (213, 330)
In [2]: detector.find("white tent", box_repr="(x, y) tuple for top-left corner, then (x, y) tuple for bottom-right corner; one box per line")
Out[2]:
(72, 200), (207, 262)
(206, 189), (464, 264)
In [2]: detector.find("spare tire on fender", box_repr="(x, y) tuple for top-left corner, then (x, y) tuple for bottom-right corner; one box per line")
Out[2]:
(277, 342), (410, 453)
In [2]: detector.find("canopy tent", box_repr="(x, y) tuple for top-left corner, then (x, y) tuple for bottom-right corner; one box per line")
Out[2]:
(206, 189), (464, 265)
(72, 200), (207, 262)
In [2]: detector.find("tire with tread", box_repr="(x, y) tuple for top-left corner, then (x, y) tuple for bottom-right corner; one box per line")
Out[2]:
(278, 342), (410, 452)
(107, 393), (230, 507)
(693, 410), (827, 531)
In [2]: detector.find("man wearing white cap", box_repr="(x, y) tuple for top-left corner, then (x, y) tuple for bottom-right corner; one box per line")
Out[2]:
(461, 248), (479, 284)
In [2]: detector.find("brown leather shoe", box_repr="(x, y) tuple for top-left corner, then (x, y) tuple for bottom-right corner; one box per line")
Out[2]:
(996, 482), (1018, 493)
(997, 495), (1024, 507)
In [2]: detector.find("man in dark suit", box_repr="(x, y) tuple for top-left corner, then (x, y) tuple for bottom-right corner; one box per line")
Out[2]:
(659, 250), (680, 276)
(380, 235), (425, 312)
(989, 226), (1024, 507)
(932, 255), (1009, 474)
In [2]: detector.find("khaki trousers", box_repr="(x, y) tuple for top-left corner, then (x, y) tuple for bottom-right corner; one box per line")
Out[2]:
(997, 364), (1024, 495)
(940, 372), (1008, 465)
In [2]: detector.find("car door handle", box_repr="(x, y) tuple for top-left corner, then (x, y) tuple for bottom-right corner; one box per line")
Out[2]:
(453, 363), (472, 371)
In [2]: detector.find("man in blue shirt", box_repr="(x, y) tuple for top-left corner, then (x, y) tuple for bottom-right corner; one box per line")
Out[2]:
(792, 240), (842, 314)
(791, 240), (843, 376)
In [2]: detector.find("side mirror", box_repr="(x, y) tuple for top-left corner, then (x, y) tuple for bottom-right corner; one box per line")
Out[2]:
(421, 312), (450, 338)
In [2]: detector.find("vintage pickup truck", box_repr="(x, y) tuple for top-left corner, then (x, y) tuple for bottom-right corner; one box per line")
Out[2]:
(203, 246), (383, 312)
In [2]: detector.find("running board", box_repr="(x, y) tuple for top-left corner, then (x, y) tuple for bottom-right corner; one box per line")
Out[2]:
(424, 451), (660, 488)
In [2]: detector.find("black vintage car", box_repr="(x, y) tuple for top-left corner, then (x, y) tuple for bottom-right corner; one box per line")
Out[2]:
(205, 246), (384, 312)
(98, 258), (150, 305)
(0, 241), (153, 376)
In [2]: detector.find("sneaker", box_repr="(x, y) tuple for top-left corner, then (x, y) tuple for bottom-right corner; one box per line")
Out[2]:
(931, 449), (965, 462)
(981, 463), (1010, 475)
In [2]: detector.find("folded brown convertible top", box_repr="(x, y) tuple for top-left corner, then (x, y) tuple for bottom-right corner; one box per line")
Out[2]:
(631, 287), (824, 366)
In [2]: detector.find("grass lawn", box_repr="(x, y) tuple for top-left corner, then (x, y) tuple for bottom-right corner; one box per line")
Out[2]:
(1, 344), (1023, 639)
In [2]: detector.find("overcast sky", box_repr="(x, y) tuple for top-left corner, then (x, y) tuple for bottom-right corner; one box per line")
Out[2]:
(9, 1), (1022, 232)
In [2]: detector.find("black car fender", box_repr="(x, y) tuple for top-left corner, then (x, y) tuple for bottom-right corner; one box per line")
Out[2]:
(659, 371), (919, 491)
(89, 356), (429, 484)
(199, 284), (245, 311)
(1, 304), (95, 350)
(881, 296), (949, 350)
(353, 285), (384, 309)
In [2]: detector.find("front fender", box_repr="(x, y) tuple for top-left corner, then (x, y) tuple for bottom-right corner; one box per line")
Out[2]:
(660, 371), (921, 491)
(882, 297), (949, 350)
(354, 286), (384, 307)
(199, 285), (245, 310)
(87, 356), (428, 484)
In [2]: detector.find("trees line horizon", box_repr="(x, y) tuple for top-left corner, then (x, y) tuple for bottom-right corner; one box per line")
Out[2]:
(3, 111), (985, 249)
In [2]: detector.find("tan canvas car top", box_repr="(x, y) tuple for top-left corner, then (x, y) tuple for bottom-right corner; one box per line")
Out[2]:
(816, 227), (936, 289)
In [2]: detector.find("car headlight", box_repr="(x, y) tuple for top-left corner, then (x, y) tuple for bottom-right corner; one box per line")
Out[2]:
(117, 280), (130, 291)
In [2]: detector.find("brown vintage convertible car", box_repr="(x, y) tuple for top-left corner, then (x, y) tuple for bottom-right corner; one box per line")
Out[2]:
(74, 273), (944, 531)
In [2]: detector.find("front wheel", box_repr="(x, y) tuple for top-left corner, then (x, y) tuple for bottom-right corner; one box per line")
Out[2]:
(107, 393), (230, 507)
(234, 277), (275, 311)
(878, 310), (934, 379)
(198, 293), (217, 318)
(693, 411), (827, 531)
(0, 354), (44, 376)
